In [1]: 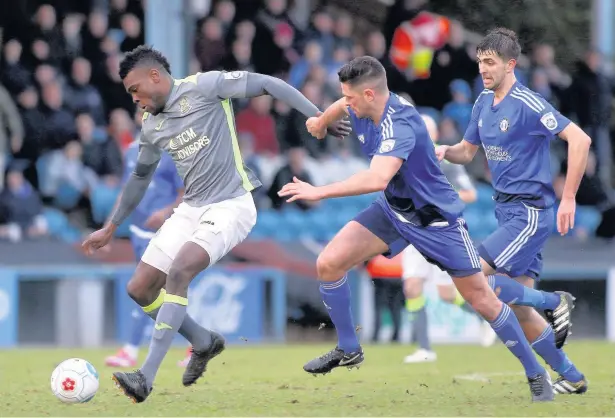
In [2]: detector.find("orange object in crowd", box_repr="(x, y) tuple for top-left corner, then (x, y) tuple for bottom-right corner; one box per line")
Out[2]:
(366, 253), (403, 278)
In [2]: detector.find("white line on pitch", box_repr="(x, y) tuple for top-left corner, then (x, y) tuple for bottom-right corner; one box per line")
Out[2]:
(454, 372), (525, 382)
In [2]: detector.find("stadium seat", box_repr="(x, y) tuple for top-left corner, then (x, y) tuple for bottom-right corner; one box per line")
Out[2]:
(52, 182), (82, 210)
(575, 206), (601, 234)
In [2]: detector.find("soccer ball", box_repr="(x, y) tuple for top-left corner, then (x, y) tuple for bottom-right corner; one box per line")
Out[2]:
(50, 358), (100, 403)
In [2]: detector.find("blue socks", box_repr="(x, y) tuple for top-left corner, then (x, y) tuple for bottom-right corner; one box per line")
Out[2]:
(532, 325), (584, 382)
(320, 275), (361, 353)
(488, 275), (560, 310)
(490, 304), (545, 378)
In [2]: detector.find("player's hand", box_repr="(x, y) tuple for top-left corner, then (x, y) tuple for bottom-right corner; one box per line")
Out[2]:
(82, 225), (115, 255)
(557, 196), (576, 236)
(277, 176), (323, 202)
(326, 117), (352, 139)
(306, 113), (327, 139)
(434, 145), (449, 162)
(144, 208), (169, 230)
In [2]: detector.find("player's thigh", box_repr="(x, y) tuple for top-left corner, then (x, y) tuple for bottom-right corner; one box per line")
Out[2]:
(403, 219), (482, 278)
(479, 203), (553, 279)
(189, 192), (257, 267)
(142, 203), (195, 275)
(317, 202), (405, 279)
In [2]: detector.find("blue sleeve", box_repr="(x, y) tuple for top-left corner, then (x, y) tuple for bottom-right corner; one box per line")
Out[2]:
(463, 94), (484, 145)
(533, 96), (570, 138)
(376, 117), (415, 160)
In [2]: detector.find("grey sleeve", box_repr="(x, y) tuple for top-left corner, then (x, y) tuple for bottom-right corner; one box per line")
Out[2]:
(196, 71), (320, 118)
(109, 140), (162, 226)
(444, 163), (475, 192)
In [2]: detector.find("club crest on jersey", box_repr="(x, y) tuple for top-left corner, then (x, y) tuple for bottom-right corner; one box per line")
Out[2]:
(179, 96), (192, 114)
(540, 112), (558, 130)
(224, 71), (243, 80)
(379, 139), (395, 153)
(499, 118), (509, 132)
(358, 134), (365, 143)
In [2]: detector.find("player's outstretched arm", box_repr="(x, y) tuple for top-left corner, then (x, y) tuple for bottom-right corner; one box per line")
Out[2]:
(556, 122), (591, 235)
(435, 140), (479, 164)
(306, 98), (349, 140)
(197, 71), (351, 138)
(82, 143), (161, 254)
(278, 155), (402, 202)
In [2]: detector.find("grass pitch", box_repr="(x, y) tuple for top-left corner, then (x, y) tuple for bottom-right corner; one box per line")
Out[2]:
(2, 341), (614, 416)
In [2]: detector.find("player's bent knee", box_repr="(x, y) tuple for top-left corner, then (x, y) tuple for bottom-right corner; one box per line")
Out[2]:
(126, 278), (156, 307)
(316, 251), (345, 282)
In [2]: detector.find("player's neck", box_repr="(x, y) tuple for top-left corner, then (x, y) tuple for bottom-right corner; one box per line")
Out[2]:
(494, 75), (517, 101)
(161, 75), (175, 110)
(369, 91), (391, 124)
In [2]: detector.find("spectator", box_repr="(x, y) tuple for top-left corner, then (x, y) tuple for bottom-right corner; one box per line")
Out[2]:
(236, 95), (279, 155)
(120, 14), (144, 53)
(281, 81), (325, 156)
(566, 50), (615, 187)
(213, 0), (237, 40)
(33, 64), (59, 89)
(252, 0), (296, 75)
(1, 39), (32, 96)
(76, 113), (123, 182)
(234, 20), (256, 44)
(40, 81), (76, 149)
(531, 43), (571, 98)
(108, 108), (136, 153)
(0, 84), (24, 190)
(82, 11), (109, 67)
(221, 39), (255, 73)
(61, 14), (84, 65)
(33, 4), (65, 66)
(194, 17), (227, 72)
(305, 11), (335, 63)
(94, 54), (135, 118)
(267, 147), (317, 211)
(272, 22), (300, 77)
(30, 39), (57, 69)
(64, 57), (106, 126)
(334, 13), (354, 52)
(14, 87), (46, 188)
(40, 140), (99, 202)
(530, 68), (555, 106)
(442, 79), (473, 133)
(109, 0), (130, 29)
(0, 166), (48, 242)
(237, 132), (266, 207)
(364, 30), (409, 95)
(288, 41), (323, 89)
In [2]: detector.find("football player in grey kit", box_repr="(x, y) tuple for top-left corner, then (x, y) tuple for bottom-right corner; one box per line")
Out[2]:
(82, 46), (351, 403)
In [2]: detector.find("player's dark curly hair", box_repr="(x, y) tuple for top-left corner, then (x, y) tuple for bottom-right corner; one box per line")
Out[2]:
(338, 56), (387, 89)
(477, 27), (521, 61)
(119, 45), (172, 80)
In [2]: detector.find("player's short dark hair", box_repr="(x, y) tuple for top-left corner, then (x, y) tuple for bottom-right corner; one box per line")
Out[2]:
(477, 27), (521, 61)
(119, 45), (171, 80)
(338, 56), (387, 88)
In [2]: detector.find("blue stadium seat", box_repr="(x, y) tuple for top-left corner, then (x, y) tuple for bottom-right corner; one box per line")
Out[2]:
(575, 206), (601, 234)
(52, 182), (82, 210)
(250, 210), (279, 238)
(42, 208), (69, 235)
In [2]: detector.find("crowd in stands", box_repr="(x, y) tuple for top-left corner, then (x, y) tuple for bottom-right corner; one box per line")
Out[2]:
(0, 0), (613, 244)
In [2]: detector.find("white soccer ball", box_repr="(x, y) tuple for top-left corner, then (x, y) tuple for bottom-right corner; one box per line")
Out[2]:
(50, 358), (100, 403)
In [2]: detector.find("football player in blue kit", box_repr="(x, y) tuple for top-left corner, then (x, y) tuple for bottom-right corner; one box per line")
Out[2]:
(436, 28), (590, 394)
(279, 56), (554, 402)
(105, 135), (185, 368)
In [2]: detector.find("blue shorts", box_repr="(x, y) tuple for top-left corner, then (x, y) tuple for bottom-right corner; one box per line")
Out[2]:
(130, 236), (151, 261)
(354, 201), (482, 278)
(478, 202), (553, 280)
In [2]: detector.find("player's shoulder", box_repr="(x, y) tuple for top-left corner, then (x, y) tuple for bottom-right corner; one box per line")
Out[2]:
(508, 83), (551, 114)
(473, 89), (494, 105)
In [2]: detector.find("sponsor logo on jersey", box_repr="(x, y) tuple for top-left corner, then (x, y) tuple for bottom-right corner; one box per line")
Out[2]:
(499, 118), (509, 132)
(358, 134), (365, 143)
(483, 145), (512, 162)
(168, 127), (211, 160)
(179, 96), (192, 114)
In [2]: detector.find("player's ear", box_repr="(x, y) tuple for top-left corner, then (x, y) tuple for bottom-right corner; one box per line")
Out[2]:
(506, 58), (516, 73)
(364, 88), (375, 102)
(150, 68), (160, 83)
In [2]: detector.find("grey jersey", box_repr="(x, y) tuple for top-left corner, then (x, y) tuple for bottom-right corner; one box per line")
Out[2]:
(140, 71), (262, 207)
(441, 161), (474, 192)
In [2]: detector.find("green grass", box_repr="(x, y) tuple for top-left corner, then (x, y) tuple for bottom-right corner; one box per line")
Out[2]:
(2, 342), (615, 416)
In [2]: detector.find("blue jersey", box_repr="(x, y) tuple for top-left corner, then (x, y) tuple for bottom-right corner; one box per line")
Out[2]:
(464, 82), (570, 208)
(348, 93), (464, 226)
(123, 141), (183, 234)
